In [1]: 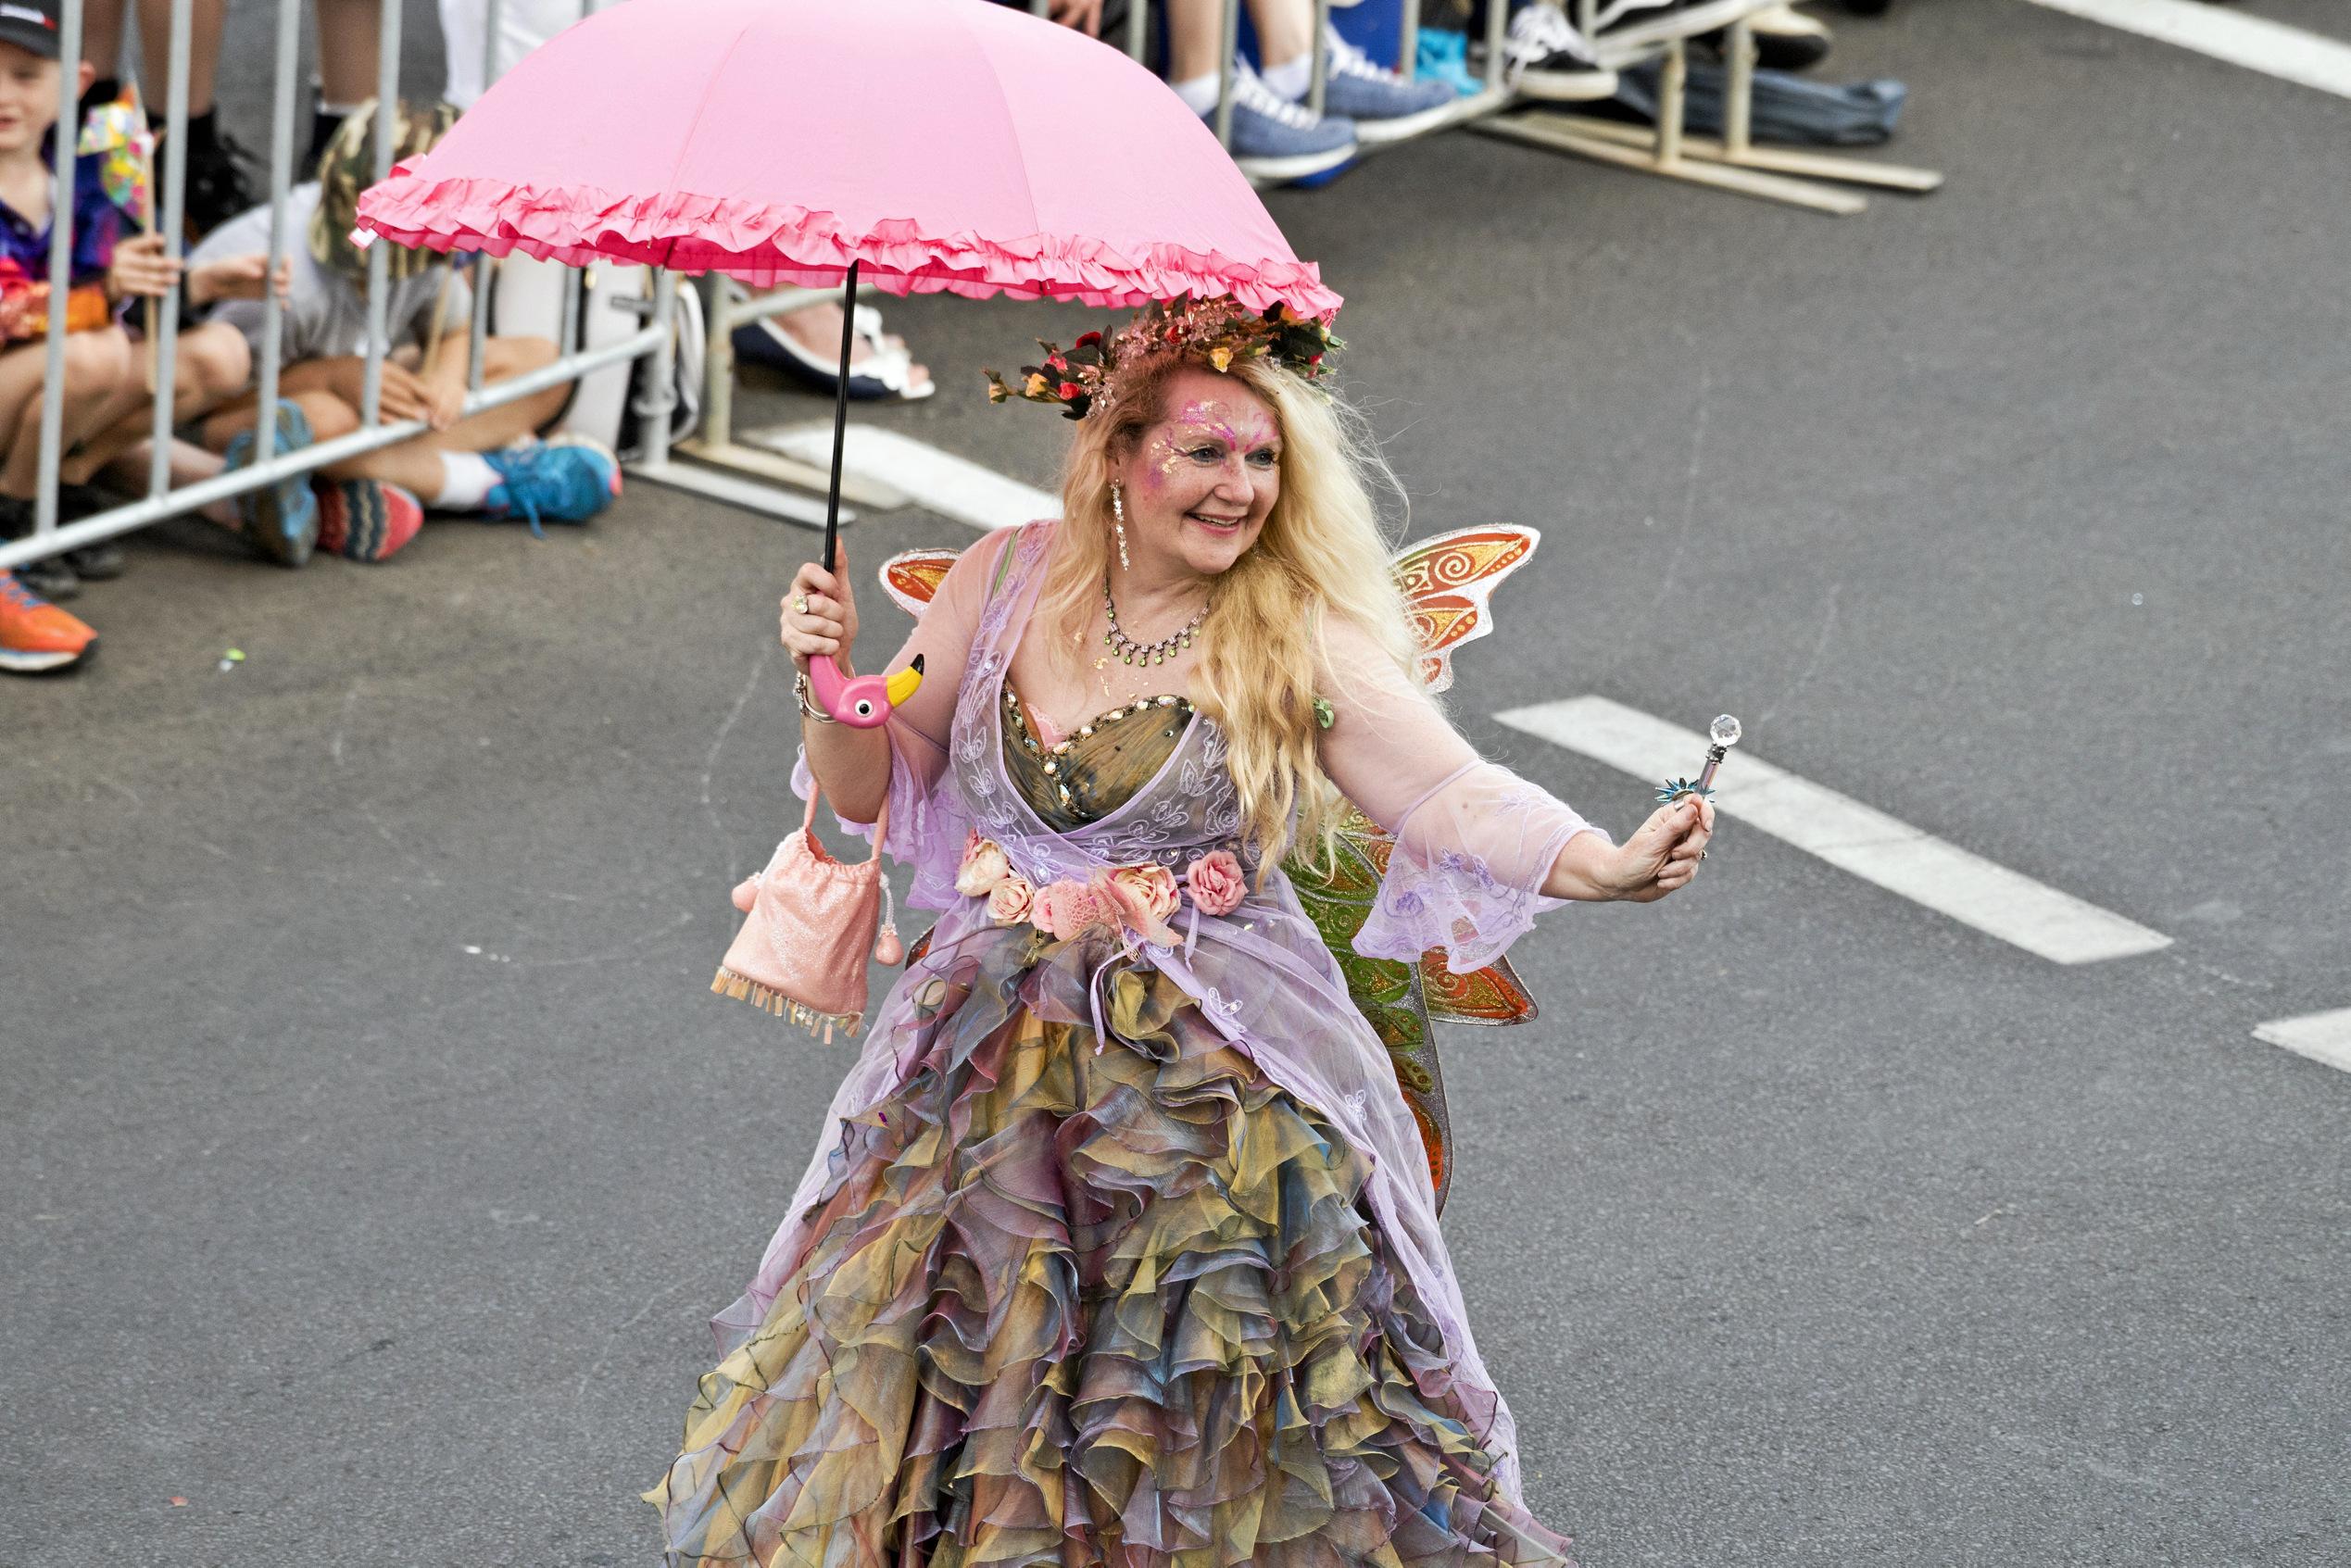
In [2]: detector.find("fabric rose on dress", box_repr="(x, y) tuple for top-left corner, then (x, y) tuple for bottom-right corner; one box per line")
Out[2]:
(985, 874), (1034, 927)
(956, 833), (1012, 897)
(1096, 863), (1180, 947)
(1111, 864), (1180, 923)
(1185, 850), (1246, 917)
(1030, 878), (1106, 941)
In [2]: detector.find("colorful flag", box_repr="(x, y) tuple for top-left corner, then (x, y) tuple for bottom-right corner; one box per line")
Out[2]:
(77, 89), (155, 230)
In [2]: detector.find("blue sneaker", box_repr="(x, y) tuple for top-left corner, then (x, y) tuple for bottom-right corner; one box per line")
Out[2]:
(221, 399), (320, 568)
(1213, 61), (1358, 182)
(1315, 27), (1463, 142)
(482, 435), (622, 538)
(1415, 29), (1484, 99)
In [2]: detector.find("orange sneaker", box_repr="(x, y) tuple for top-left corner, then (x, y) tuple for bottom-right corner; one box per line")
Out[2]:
(0, 568), (97, 674)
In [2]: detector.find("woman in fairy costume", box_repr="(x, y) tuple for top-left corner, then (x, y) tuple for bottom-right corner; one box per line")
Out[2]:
(646, 297), (1716, 1568)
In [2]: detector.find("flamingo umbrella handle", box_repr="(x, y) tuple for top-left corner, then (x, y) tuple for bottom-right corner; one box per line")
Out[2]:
(809, 652), (924, 727)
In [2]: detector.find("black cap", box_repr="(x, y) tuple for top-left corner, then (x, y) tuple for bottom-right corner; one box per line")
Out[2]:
(0, 0), (62, 61)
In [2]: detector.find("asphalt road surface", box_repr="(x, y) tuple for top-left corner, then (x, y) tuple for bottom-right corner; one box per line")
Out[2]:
(6, 2), (2347, 1564)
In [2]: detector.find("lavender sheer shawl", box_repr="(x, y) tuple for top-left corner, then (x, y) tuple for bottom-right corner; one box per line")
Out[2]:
(762, 521), (1606, 1508)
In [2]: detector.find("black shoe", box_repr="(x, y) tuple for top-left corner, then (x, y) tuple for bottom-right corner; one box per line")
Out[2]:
(1701, 4), (1833, 72)
(63, 542), (126, 580)
(53, 486), (126, 580)
(14, 553), (81, 601)
(178, 130), (264, 242)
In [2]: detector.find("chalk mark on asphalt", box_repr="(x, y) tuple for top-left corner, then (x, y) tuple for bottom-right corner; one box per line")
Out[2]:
(1756, 580), (1840, 725)
(1494, 696), (2173, 964)
(702, 646), (773, 885)
(331, 679), (361, 768)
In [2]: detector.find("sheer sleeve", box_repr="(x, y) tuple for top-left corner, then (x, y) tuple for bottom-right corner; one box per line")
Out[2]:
(788, 529), (1018, 910)
(1314, 618), (1612, 973)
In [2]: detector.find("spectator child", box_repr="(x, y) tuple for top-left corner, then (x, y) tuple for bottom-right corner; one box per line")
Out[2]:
(0, 0), (139, 672)
(185, 98), (618, 567)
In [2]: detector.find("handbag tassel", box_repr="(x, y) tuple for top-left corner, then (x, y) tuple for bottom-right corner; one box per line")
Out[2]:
(710, 965), (865, 1044)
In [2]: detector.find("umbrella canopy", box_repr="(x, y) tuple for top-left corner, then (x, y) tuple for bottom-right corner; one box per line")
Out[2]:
(353, 0), (1341, 320)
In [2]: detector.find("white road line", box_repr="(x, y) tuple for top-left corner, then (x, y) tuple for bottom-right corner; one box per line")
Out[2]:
(1493, 696), (2174, 965)
(2252, 1009), (2351, 1074)
(2019, 0), (2351, 101)
(748, 423), (1060, 533)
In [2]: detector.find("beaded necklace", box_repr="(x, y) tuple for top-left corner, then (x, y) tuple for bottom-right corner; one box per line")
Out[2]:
(1101, 576), (1209, 668)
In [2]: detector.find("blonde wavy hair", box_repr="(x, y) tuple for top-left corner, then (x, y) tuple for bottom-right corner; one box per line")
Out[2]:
(1037, 350), (1424, 878)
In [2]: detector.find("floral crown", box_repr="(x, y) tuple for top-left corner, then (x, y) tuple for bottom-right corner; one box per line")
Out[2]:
(983, 295), (1342, 421)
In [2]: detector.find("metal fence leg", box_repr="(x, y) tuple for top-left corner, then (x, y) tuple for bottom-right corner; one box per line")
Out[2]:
(31, 0), (86, 542)
(358, 3), (403, 426)
(146, 0), (195, 496)
(252, 0), (302, 463)
(1306, 0), (1329, 119)
(1213, 0), (1238, 149)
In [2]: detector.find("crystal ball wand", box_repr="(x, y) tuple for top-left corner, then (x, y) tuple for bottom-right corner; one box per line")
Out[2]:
(1656, 715), (1743, 804)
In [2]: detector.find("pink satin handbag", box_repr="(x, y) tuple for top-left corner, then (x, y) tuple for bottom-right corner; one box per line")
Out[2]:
(712, 780), (902, 1042)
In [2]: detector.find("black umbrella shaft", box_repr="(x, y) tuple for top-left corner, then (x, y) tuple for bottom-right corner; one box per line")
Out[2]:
(823, 260), (859, 575)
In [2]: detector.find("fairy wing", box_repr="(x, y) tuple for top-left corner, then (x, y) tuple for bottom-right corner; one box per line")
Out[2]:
(879, 546), (965, 618)
(1285, 523), (1546, 1212)
(1392, 524), (1540, 694)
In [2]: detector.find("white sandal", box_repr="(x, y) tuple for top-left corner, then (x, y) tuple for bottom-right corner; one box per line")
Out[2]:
(735, 302), (937, 402)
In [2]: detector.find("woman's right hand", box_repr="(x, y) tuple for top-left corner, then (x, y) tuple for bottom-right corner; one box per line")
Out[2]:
(780, 544), (859, 674)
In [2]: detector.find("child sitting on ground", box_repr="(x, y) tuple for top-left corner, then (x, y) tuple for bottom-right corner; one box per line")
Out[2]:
(182, 97), (617, 567)
(0, 0), (137, 673)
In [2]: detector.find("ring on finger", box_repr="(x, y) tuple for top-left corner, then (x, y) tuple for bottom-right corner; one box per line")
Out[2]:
(1700, 849), (1707, 859)
(792, 594), (811, 615)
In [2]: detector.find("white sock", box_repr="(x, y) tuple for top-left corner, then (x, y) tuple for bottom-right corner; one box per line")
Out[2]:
(432, 451), (498, 510)
(1170, 70), (1221, 117)
(1260, 52), (1313, 101)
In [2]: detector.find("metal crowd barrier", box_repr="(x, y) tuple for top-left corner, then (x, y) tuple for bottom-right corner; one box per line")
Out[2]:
(0, 0), (676, 576)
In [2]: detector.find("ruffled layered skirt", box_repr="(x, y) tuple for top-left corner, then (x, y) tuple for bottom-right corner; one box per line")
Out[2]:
(645, 928), (1576, 1568)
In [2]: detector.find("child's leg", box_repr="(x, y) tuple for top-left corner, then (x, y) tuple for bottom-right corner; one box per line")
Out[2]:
(0, 339), (63, 473)
(0, 329), (135, 500)
(61, 323), (256, 486)
(321, 337), (570, 499)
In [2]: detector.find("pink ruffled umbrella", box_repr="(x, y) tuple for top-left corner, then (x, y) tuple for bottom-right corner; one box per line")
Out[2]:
(353, 0), (1342, 593)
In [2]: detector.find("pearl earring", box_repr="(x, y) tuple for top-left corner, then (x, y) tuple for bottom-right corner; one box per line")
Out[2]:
(1111, 483), (1130, 571)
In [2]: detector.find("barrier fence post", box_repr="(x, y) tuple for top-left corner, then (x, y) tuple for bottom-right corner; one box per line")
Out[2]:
(146, 0), (195, 498)
(33, 0), (86, 539)
(358, 0), (402, 428)
(253, 0), (302, 465)
(467, 0), (505, 391)
(1213, 0), (1240, 148)
(640, 268), (679, 470)
(1306, 0), (1330, 119)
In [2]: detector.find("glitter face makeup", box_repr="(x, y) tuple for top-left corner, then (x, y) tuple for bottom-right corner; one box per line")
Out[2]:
(1115, 369), (1283, 583)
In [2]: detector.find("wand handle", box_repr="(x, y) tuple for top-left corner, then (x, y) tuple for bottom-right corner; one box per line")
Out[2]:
(1694, 745), (1727, 795)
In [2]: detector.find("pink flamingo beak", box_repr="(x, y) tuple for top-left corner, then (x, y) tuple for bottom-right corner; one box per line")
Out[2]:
(808, 653), (924, 727)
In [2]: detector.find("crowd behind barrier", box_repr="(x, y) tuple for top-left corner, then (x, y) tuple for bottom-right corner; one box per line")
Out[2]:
(0, 0), (1927, 677)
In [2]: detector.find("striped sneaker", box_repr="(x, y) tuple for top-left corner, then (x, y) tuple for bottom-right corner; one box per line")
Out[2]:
(315, 477), (424, 563)
(483, 434), (622, 538)
(0, 568), (97, 674)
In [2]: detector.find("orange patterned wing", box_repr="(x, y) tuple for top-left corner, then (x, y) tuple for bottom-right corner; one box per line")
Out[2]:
(1420, 951), (1539, 1026)
(1389, 525), (1540, 694)
(878, 547), (965, 618)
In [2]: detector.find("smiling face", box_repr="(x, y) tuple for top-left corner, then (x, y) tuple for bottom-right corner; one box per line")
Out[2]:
(0, 43), (65, 157)
(1114, 366), (1283, 581)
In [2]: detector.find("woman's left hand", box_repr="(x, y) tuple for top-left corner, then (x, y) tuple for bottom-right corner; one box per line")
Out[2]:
(1608, 794), (1715, 902)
